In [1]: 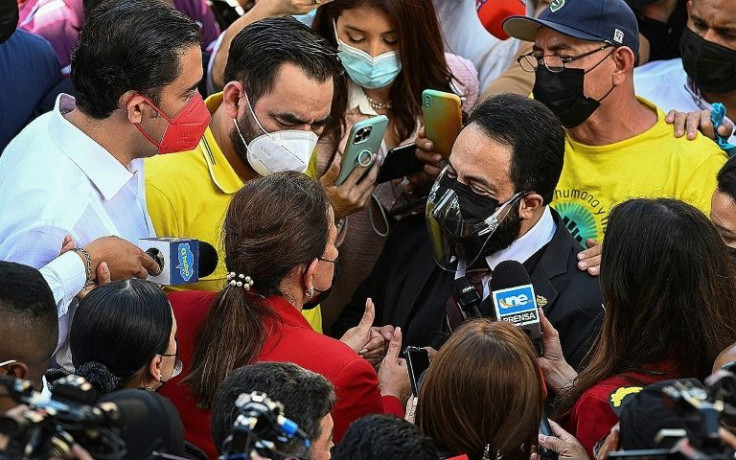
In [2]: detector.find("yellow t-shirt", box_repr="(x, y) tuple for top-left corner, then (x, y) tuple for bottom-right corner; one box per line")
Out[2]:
(552, 98), (726, 244)
(145, 93), (322, 332)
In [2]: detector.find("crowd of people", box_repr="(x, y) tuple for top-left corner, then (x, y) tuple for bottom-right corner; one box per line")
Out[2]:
(2, 0), (736, 458)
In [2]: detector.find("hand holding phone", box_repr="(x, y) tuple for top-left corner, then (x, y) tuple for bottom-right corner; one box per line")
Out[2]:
(377, 143), (425, 184)
(336, 115), (388, 186)
(404, 346), (431, 397)
(422, 89), (462, 157)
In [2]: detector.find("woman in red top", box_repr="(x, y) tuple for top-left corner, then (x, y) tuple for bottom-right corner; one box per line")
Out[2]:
(539, 198), (736, 456)
(160, 172), (410, 458)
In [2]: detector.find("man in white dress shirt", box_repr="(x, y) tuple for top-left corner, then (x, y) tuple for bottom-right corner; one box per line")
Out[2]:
(0, 0), (210, 367)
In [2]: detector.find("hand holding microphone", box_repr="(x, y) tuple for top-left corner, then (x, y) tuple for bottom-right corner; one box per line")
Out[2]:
(137, 238), (218, 285)
(58, 236), (111, 300)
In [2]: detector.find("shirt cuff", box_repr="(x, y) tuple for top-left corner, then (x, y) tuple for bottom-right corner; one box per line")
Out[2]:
(39, 251), (87, 317)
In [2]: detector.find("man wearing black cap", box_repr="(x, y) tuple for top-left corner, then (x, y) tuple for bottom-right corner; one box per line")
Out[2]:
(635, 0), (736, 145)
(503, 0), (726, 246)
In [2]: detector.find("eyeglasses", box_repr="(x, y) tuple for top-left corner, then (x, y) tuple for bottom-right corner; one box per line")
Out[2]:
(160, 339), (183, 379)
(318, 256), (337, 264)
(518, 44), (613, 73)
(0, 360), (17, 369)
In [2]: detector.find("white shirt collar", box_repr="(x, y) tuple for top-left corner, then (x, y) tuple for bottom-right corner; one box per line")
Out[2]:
(347, 80), (380, 117)
(484, 206), (556, 271)
(48, 94), (139, 201)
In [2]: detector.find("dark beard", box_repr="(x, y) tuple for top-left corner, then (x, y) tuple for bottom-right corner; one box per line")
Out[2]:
(459, 204), (522, 268)
(482, 204), (522, 256)
(229, 112), (261, 167)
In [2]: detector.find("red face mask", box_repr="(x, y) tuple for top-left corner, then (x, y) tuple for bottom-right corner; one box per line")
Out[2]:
(135, 93), (211, 154)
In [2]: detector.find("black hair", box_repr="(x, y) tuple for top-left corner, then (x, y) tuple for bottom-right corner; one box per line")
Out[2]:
(0, 261), (57, 363)
(69, 279), (172, 394)
(71, 0), (202, 119)
(466, 94), (565, 204)
(717, 156), (736, 201)
(332, 414), (440, 460)
(211, 362), (336, 455)
(224, 16), (347, 142)
(556, 198), (736, 417)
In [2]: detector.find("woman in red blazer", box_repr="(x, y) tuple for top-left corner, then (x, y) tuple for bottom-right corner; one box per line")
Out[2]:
(160, 172), (409, 459)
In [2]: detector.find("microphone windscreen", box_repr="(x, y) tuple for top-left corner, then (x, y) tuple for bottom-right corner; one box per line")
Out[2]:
(490, 260), (530, 291)
(452, 277), (479, 304)
(198, 241), (219, 278)
(98, 389), (185, 458)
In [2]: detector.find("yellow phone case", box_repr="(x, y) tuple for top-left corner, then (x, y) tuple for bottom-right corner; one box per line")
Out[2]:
(422, 89), (462, 157)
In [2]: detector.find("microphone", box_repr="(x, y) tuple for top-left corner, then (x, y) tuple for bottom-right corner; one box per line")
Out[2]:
(489, 260), (544, 356)
(137, 238), (218, 285)
(452, 277), (482, 320)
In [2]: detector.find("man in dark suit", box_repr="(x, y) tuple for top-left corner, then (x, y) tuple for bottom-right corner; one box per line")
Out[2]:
(333, 94), (603, 370)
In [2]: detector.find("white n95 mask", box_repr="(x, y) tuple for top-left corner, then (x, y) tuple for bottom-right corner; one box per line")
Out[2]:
(233, 96), (319, 176)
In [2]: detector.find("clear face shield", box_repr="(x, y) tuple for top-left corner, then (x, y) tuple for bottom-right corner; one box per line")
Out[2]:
(425, 165), (526, 271)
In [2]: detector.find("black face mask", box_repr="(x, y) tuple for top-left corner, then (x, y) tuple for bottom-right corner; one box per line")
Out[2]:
(0, 1), (18, 45)
(448, 180), (522, 262)
(305, 285), (332, 309)
(533, 67), (606, 129)
(680, 27), (736, 94)
(451, 179), (501, 225)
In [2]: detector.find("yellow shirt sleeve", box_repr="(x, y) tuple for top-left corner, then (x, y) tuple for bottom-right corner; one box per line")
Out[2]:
(306, 147), (319, 179)
(145, 179), (181, 238)
(680, 149), (727, 215)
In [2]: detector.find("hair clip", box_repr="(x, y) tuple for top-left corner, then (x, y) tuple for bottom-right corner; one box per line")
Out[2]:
(227, 272), (255, 291)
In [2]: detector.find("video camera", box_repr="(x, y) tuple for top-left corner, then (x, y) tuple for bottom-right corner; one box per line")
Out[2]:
(218, 391), (311, 460)
(609, 366), (736, 460)
(0, 375), (145, 459)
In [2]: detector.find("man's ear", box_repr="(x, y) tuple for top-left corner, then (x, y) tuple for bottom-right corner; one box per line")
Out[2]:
(612, 47), (636, 85)
(121, 90), (150, 124)
(223, 81), (245, 120)
(5, 361), (28, 380)
(519, 193), (544, 220)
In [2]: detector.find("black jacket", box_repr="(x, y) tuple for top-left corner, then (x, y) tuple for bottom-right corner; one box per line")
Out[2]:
(333, 208), (604, 370)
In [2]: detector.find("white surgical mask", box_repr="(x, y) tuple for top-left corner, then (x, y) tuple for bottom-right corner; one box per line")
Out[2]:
(233, 95), (319, 176)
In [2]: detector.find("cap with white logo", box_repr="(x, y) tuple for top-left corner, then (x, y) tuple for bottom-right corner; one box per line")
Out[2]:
(503, 0), (640, 58)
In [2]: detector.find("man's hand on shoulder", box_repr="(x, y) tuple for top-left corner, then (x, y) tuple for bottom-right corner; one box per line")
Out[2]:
(666, 109), (734, 141)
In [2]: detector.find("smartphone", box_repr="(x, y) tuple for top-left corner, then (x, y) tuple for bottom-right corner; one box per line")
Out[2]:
(422, 89), (462, 157)
(335, 115), (389, 186)
(376, 143), (424, 184)
(404, 346), (431, 397)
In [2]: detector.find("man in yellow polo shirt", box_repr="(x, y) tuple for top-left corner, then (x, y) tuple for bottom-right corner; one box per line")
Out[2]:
(504, 0), (726, 245)
(145, 18), (350, 332)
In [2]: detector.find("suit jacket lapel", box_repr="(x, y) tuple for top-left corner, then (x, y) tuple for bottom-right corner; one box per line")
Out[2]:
(527, 210), (573, 310)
